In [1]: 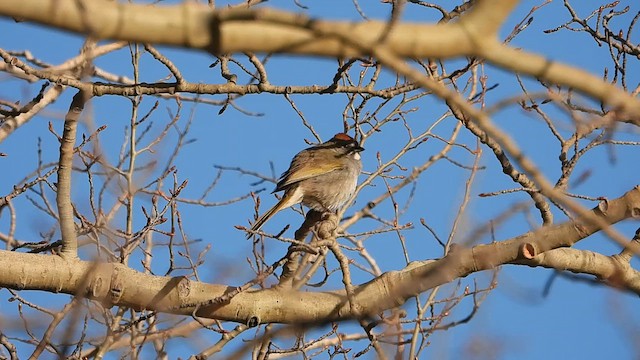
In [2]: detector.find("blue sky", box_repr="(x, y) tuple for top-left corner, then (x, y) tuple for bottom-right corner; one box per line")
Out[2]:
(1, 1), (639, 359)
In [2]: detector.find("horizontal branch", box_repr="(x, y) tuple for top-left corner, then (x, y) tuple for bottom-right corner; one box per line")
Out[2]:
(0, 1), (474, 58)
(1, 187), (638, 324)
(1, 0), (638, 121)
(516, 247), (640, 290)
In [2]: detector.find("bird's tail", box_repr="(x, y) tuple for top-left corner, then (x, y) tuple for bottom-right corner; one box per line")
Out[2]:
(246, 197), (289, 239)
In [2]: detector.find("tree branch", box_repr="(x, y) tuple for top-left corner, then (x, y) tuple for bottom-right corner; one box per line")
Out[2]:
(1, 0), (638, 121)
(2, 187), (638, 324)
(56, 90), (91, 259)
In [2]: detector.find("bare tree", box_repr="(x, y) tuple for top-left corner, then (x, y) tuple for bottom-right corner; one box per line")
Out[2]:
(0, 0), (639, 359)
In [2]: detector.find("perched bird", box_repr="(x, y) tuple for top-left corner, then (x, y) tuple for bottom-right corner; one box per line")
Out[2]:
(248, 133), (364, 238)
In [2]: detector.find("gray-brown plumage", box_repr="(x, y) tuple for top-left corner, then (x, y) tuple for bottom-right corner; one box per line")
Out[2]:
(248, 133), (364, 238)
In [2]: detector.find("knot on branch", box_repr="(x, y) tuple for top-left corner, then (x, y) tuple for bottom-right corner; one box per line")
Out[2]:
(108, 264), (125, 304)
(246, 315), (260, 328)
(293, 210), (339, 241)
(316, 212), (339, 240)
(520, 242), (539, 260)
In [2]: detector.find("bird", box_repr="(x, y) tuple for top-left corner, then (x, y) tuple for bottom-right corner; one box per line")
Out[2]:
(247, 133), (364, 238)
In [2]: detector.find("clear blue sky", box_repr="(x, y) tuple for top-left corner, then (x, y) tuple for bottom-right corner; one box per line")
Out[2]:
(1, 1), (639, 359)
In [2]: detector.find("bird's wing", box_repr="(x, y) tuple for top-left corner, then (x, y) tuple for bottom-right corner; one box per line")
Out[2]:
(274, 152), (342, 192)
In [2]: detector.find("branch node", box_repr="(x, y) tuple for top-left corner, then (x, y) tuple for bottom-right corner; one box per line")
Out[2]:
(246, 315), (260, 328)
(520, 242), (538, 259)
(109, 265), (124, 304)
(597, 198), (609, 214)
(316, 212), (339, 239)
(177, 276), (191, 298)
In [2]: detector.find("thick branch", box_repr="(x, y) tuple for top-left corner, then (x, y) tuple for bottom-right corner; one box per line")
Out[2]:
(476, 40), (640, 125)
(56, 90), (91, 259)
(0, 1), (472, 58)
(516, 247), (640, 290)
(1, 187), (638, 324)
(1, 0), (638, 121)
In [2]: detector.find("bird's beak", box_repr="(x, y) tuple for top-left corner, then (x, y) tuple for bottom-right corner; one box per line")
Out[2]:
(356, 146), (365, 152)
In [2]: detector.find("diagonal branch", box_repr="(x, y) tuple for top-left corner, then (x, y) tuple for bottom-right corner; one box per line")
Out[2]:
(0, 84), (64, 143)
